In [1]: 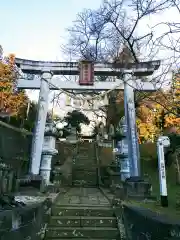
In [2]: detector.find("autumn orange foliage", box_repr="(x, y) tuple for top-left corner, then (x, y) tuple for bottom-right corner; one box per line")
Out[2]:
(107, 76), (180, 142)
(0, 54), (28, 116)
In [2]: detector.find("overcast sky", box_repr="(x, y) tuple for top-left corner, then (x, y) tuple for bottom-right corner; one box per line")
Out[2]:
(0, 0), (102, 60)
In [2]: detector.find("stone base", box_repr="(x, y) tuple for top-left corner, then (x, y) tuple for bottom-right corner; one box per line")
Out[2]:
(111, 177), (152, 201)
(61, 174), (73, 186)
(104, 166), (121, 187)
(123, 177), (152, 199)
(161, 195), (168, 207)
(18, 174), (44, 192)
(45, 183), (59, 193)
(111, 184), (126, 200)
(109, 173), (121, 185)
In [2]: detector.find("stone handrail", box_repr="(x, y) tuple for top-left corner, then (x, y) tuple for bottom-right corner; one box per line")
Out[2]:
(0, 198), (52, 240)
(0, 120), (32, 135)
(115, 204), (180, 239)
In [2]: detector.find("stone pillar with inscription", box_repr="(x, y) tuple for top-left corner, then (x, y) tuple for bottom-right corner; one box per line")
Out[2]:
(115, 75), (152, 200)
(30, 70), (53, 175)
(40, 120), (58, 185)
(113, 116), (152, 200)
(124, 74), (140, 177)
(119, 117), (130, 181)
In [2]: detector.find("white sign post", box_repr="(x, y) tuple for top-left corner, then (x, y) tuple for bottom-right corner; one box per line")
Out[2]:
(157, 136), (170, 207)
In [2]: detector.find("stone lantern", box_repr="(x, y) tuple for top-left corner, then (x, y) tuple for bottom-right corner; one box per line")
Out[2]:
(113, 116), (130, 181)
(66, 124), (78, 144)
(40, 120), (58, 185)
(97, 123), (112, 147)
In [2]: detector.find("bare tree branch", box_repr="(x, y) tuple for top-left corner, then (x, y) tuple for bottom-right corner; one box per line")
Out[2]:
(57, 0), (180, 121)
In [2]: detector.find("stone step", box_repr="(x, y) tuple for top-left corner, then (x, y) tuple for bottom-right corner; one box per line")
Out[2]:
(55, 204), (111, 207)
(75, 158), (96, 162)
(52, 206), (114, 217)
(49, 216), (117, 227)
(77, 147), (95, 151)
(77, 146), (95, 149)
(46, 227), (119, 239)
(72, 170), (98, 186)
(72, 165), (97, 170)
(72, 171), (97, 178)
(72, 168), (97, 172)
(75, 162), (96, 165)
(77, 148), (95, 152)
(46, 239), (117, 240)
(77, 152), (95, 155)
(75, 158), (96, 163)
(72, 181), (97, 187)
(77, 155), (94, 158)
(78, 144), (94, 148)
(76, 155), (95, 158)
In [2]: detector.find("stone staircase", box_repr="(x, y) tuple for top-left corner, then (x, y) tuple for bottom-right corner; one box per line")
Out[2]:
(72, 142), (98, 186)
(45, 204), (120, 239)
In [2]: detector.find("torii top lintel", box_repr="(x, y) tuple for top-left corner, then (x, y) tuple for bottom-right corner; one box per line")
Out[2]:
(15, 58), (160, 76)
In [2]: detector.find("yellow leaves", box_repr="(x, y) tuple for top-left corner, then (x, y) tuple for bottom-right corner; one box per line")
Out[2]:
(137, 119), (159, 142)
(138, 124), (147, 136)
(0, 62), (15, 84)
(8, 54), (15, 65)
(115, 91), (124, 103)
(136, 105), (153, 122)
(165, 116), (180, 127)
(0, 56), (28, 116)
(107, 72), (180, 142)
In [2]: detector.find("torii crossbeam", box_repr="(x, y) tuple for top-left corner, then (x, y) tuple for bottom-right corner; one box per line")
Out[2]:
(16, 58), (161, 178)
(17, 58), (160, 91)
(16, 58), (160, 76)
(17, 76), (160, 91)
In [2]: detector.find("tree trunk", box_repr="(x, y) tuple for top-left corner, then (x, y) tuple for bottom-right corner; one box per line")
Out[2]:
(175, 149), (180, 185)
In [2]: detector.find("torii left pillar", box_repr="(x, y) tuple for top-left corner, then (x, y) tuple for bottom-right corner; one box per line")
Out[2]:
(29, 70), (53, 175)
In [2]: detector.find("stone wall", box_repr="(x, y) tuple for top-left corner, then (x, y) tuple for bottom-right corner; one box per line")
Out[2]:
(116, 204), (180, 239)
(0, 199), (51, 240)
(0, 121), (32, 193)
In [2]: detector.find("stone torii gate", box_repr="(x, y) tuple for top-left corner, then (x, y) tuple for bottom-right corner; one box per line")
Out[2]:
(16, 58), (160, 180)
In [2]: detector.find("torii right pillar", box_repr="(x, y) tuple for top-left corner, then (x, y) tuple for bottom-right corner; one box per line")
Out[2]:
(123, 74), (152, 200)
(124, 74), (140, 177)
